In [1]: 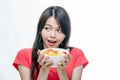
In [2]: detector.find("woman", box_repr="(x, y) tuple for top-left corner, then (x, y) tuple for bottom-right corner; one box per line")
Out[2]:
(13, 6), (88, 80)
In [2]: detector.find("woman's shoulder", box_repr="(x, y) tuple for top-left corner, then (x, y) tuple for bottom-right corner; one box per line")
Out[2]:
(18, 48), (32, 53)
(69, 46), (83, 52)
(16, 48), (32, 57)
(13, 48), (32, 70)
(18, 48), (32, 51)
(68, 46), (84, 56)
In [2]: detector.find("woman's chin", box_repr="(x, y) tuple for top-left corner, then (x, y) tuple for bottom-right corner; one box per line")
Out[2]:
(47, 45), (59, 48)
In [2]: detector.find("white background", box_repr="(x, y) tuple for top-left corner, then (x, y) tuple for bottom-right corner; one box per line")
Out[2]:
(0, 0), (120, 80)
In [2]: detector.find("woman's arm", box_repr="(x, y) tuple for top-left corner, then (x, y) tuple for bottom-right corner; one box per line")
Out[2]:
(56, 49), (72, 80)
(36, 50), (53, 80)
(57, 65), (83, 80)
(57, 68), (69, 80)
(18, 65), (32, 80)
(71, 65), (83, 80)
(37, 68), (50, 80)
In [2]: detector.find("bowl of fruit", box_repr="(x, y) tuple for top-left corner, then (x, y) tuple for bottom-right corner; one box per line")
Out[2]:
(41, 48), (69, 67)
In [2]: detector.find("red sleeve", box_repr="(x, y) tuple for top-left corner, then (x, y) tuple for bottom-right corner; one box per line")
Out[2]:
(71, 48), (89, 68)
(13, 48), (32, 70)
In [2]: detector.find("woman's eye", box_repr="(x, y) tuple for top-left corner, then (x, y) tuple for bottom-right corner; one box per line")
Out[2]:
(57, 28), (62, 32)
(44, 27), (50, 30)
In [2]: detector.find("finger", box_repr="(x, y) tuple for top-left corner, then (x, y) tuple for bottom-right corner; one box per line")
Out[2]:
(64, 60), (67, 64)
(39, 56), (49, 65)
(67, 53), (72, 60)
(63, 55), (68, 65)
(67, 48), (70, 54)
(37, 50), (41, 55)
(64, 53), (69, 60)
(64, 55), (67, 61)
(57, 63), (63, 68)
(37, 54), (44, 63)
(57, 63), (65, 69)
(42, 60), (53, 68)
(69, 54), (73, 59)
(66, 48), (72, 59)
(63, 54), (72, 66)
(60, 60), (66, 66)
(67, 48), (70, 52)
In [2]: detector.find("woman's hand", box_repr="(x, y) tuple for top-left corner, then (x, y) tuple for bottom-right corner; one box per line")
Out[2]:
(37, 50), (53, 69)
(56, 48), (72, 80)
(57, 48), (72, 70)
(37, 50), (53, 80)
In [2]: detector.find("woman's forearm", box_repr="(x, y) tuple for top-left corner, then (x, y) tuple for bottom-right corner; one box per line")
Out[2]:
(57, 68), (69, 80)
(37, 68), (50, 80)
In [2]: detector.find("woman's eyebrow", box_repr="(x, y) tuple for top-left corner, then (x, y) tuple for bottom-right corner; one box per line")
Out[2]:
(45, 24), (52, 27)
(45, 23), (61, 28)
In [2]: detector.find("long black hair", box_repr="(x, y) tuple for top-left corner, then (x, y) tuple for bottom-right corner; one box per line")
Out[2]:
(31, 6), (71, 79)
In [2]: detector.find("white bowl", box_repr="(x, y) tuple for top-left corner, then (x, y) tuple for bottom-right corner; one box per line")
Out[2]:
(41, 48), (69, 67)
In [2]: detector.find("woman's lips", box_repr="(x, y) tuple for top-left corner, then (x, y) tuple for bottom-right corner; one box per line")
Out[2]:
(48, 40), (57, 46)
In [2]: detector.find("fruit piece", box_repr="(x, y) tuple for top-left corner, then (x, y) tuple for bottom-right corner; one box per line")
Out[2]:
(63, 52), (67, 55)
(43, 49), (52, 54)
(48, 51), (56, 56)
(43, 49), (64, 56)
(57, 52), (62, 56)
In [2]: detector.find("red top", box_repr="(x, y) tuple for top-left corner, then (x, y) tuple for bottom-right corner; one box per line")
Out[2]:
(13, 47), (88, 80)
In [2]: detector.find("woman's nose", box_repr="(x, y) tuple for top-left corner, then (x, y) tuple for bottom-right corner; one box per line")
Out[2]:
(50, 31), (56, 38)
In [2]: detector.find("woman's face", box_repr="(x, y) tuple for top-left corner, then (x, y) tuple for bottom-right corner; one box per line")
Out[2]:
(41, 16), (65, 48)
